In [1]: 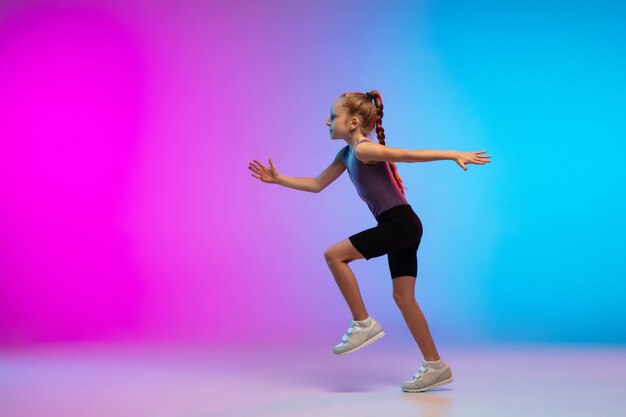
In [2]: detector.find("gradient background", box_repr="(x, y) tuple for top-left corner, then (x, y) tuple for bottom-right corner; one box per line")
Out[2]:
(1, 0), (624, 349)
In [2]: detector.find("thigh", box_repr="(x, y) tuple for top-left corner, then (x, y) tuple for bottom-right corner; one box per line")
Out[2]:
(348, 205), (424, 262)
(348, 223), (414, 261)
(387, 239), (420, 279)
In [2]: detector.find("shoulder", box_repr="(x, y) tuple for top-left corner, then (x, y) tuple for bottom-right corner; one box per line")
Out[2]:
(355, 140), (382, 164)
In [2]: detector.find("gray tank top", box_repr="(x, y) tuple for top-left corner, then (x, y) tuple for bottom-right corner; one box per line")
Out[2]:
(342, 139), (409, 218)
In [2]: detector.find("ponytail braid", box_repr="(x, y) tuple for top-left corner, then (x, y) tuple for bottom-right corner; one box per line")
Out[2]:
(368, 90), (408, 195)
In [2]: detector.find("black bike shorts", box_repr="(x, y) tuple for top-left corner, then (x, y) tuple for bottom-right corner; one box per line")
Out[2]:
(348, 204), (423, 279)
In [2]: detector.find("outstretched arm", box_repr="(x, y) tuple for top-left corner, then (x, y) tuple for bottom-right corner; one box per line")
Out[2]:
(356, 143), (491, 170)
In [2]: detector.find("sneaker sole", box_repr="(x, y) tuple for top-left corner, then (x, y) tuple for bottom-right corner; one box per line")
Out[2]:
(401, 376), (454, 393)
(334, 330), (385, 355)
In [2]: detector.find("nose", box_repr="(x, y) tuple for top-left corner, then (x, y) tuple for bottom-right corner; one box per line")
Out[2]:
(326, 119), (331, 126)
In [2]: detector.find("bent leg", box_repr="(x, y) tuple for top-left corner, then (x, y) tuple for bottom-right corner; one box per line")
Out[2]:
(324, 238), (368, 321)
(392, 275), (441, 361)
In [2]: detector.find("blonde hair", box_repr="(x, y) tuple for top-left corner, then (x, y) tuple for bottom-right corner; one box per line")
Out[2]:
(338, 90), (407, 194)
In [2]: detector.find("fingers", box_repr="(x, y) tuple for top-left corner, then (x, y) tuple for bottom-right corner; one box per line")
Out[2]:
(249, 161), (263, 171)
(252, 159), (267, 169)
(250, 159), (270, 174)
(474, 153), (491, 163)
(468, 157), (491, 165)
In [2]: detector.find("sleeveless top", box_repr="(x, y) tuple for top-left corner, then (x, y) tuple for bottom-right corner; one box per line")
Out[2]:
(342, 139), (409, 218)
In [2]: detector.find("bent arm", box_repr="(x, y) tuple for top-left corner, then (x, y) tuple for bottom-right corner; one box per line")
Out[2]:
(356, 142), (459, 163)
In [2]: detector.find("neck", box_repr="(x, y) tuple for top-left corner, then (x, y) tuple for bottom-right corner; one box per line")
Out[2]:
(345, 134), (369, 148)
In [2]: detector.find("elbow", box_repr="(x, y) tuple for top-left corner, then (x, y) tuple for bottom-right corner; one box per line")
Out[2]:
(314, 179), (323, 193)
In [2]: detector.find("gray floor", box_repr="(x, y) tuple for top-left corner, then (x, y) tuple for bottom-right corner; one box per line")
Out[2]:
(1, 341), (624, 417)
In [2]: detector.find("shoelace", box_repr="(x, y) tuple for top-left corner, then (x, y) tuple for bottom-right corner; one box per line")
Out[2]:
(412, 365), (428, 380)
(341, 321), (363, 343)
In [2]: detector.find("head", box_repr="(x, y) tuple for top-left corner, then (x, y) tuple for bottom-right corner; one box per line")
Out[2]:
(326, 90), (382, 141)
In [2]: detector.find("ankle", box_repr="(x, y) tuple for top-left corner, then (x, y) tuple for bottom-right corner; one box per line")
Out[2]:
(424, 358), (444, 368)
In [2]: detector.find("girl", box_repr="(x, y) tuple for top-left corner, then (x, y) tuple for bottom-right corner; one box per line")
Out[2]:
(248, 90), (491, 393)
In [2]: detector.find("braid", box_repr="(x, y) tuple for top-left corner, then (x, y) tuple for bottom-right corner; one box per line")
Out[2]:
(369, 90), (407, 195)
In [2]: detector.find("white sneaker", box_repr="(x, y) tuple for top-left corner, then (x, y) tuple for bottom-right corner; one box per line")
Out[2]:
(401, 360), (454, 392)
(332, 317), (385, 355)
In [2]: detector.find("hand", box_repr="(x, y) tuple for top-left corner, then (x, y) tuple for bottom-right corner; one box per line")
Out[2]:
(249, 157), (280, 184)
(455, 150), (491, 171)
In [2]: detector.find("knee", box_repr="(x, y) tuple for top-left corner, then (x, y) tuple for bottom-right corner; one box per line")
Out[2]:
(393, 291), (415, 307)
(324, 248), (337, 264)
(324, 247), (350, 265)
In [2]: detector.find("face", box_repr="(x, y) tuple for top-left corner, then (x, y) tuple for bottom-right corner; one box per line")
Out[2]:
(326, 100), (356, 140)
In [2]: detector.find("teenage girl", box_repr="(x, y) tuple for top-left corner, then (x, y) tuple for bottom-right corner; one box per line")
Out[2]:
(248, 90), (491, 392)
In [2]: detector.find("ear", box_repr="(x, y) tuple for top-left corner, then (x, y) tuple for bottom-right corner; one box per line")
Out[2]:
(349, 116), (360, 130)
